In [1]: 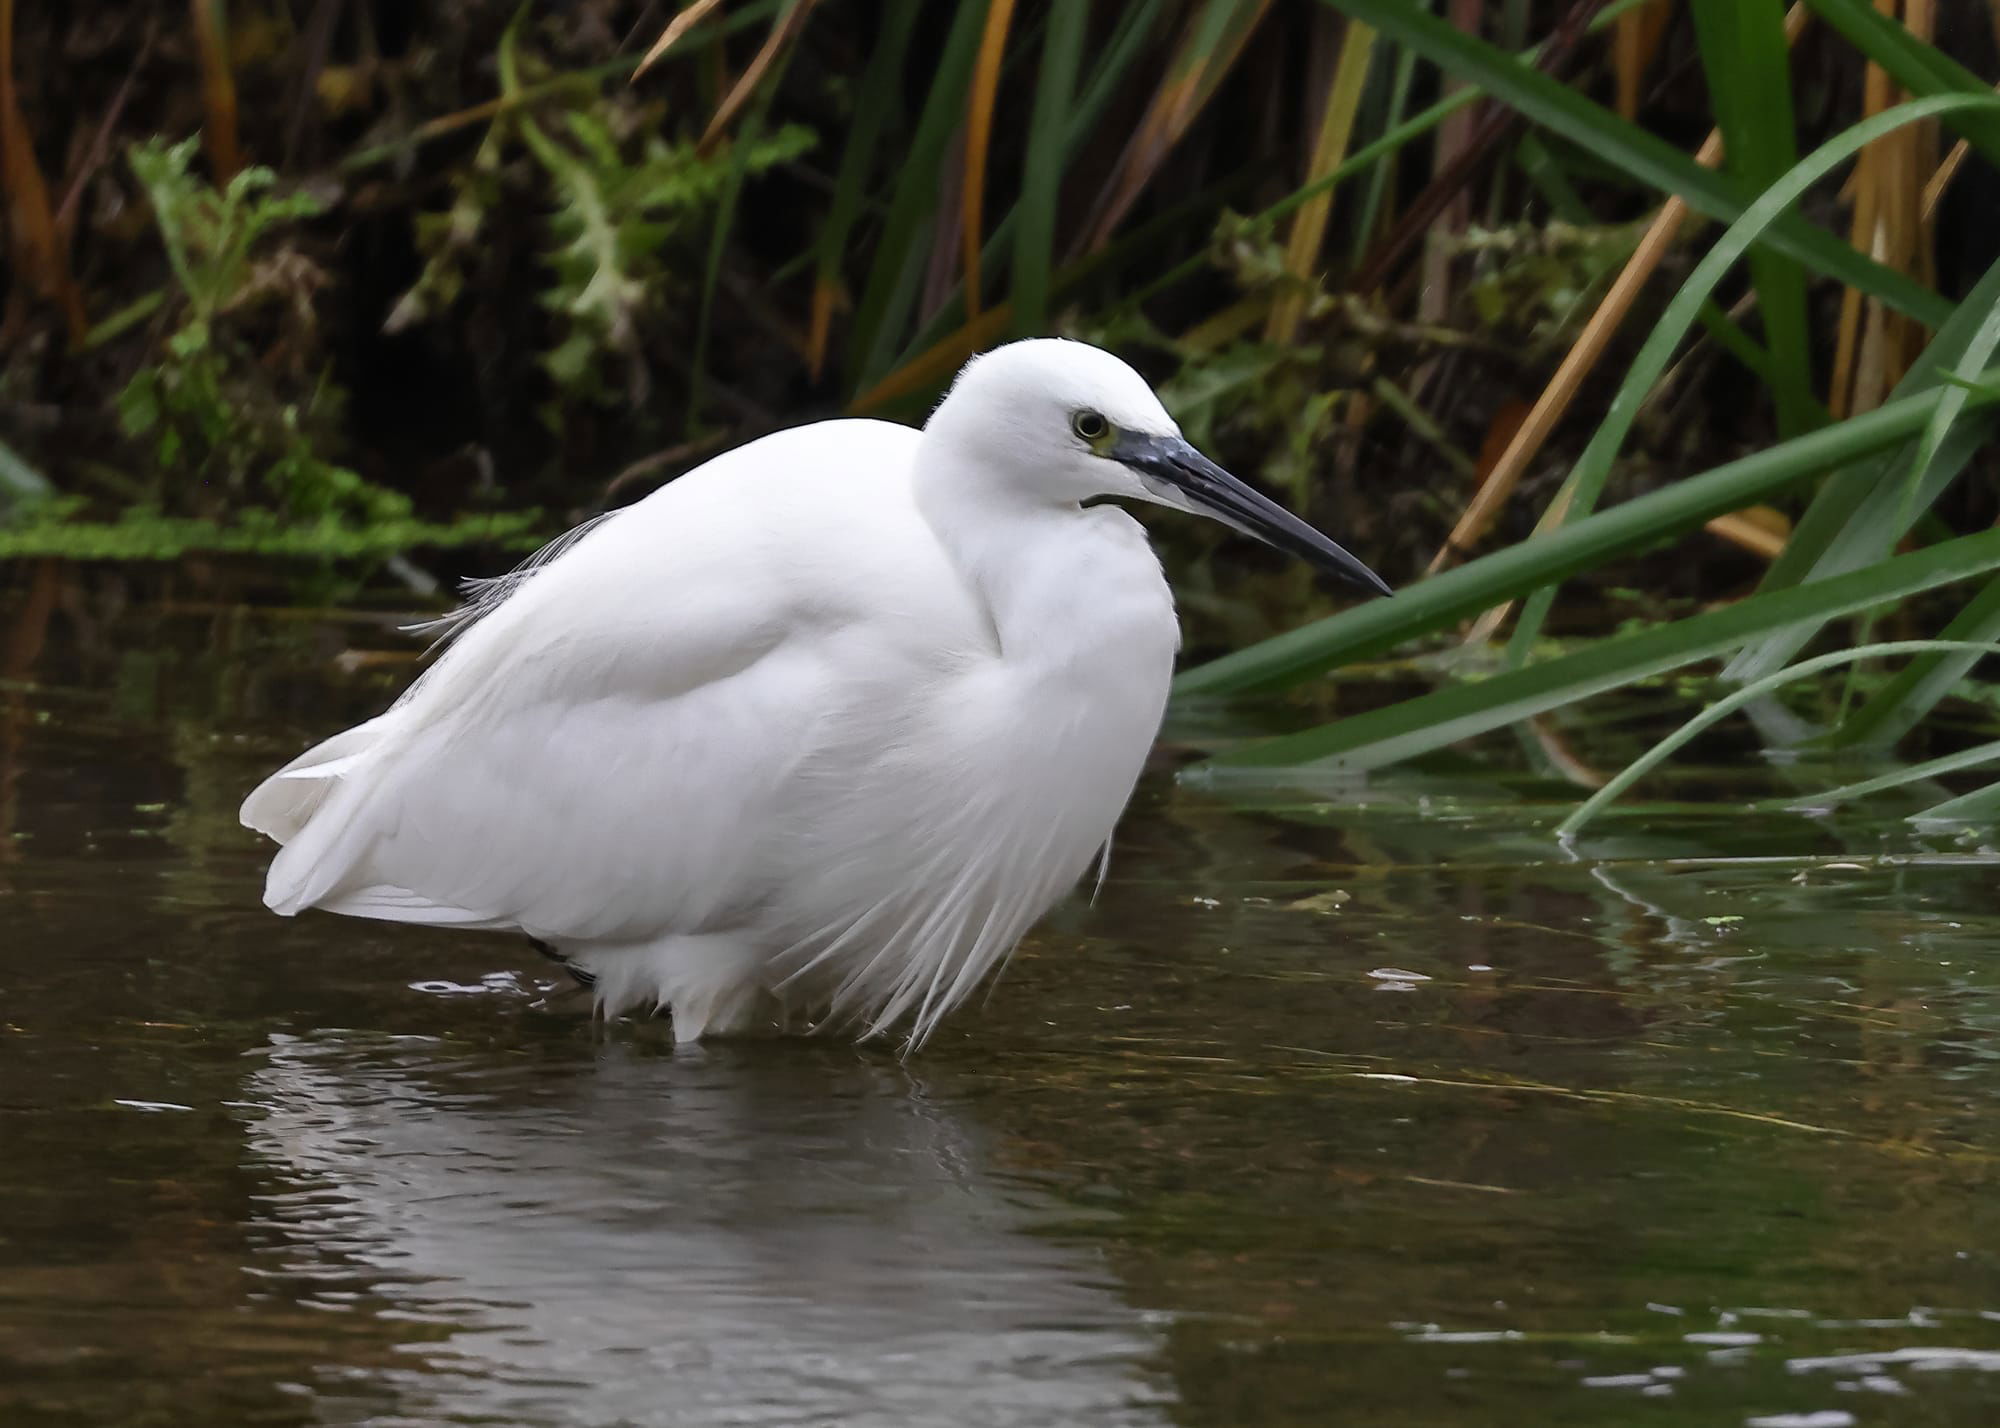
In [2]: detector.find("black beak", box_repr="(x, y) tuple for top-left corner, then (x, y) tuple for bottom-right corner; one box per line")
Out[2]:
(1112, 432), (1392, 598)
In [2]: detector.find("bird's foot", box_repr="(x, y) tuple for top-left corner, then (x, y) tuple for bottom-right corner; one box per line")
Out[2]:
(526, 935), (596, 988)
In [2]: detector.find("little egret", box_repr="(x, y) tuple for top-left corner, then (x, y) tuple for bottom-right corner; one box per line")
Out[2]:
(242, 339), (1388, 1047)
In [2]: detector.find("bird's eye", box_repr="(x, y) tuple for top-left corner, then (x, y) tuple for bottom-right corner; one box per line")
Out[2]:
(1070, 409), (1110, 443)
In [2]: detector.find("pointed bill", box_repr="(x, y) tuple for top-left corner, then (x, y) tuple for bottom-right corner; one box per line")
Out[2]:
(1112, 432), (1392, 598)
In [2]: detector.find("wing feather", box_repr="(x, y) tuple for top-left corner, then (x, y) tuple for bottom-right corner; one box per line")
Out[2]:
(246, 419), (945, 944)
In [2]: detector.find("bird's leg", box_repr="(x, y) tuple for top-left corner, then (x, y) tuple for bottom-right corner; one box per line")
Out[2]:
(526, 934), (596, 988)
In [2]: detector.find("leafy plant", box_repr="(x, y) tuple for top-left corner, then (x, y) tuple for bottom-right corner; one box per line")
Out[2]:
(126, 136), (324, 334)
(524, 110), (812, 403)
(388, 16), (812, 416)
(3, 137), (535, 562)
(113, 137), (354, 514)
(1174, 8), (2000, 833)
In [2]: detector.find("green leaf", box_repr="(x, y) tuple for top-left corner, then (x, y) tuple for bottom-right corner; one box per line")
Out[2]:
(1803, 0), (2000, 166)
(1726, 255), (2000, 684)
(1353, 14), (1430, 256)
(1690, 0), (1814, 436)
(1311, 0), (1952, 325)
(1173, 381), (1993, 697)
(1558, 640), (2000, 837)
(1766, 735), (2000, 813)
(814, 0), (922, 319)
(1199, 531), (2000, 773)
(0, 438), (53, 507)
(1827, 574), (2000, 748)
(848, 0), (993, 384)
(1013, 0), (1087, 334)
(1910, 772), (2000, 825)
(1497, 91), (1999, 665)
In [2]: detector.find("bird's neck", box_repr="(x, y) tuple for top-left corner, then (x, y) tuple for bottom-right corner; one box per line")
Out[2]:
(913, 451), (1090, 661)
(913, 442), (1175, 681)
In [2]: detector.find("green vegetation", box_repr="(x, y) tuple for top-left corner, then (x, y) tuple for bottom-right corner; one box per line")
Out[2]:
(4, 136), (536, 562)
(5, 1), (2000, 826)
(1175, 2), (2000, 833)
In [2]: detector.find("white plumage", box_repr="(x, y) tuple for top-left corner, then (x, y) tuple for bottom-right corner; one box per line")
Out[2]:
(243, 339), (1385, 1048)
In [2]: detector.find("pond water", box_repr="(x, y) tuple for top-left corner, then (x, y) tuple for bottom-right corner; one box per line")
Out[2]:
(4, 600), (1999, 1427)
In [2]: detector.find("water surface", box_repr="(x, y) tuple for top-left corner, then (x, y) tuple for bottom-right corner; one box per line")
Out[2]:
(4, 604), (1998, 1426)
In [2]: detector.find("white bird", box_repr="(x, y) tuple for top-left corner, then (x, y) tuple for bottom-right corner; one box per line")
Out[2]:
(241, 339), (1388, 1048)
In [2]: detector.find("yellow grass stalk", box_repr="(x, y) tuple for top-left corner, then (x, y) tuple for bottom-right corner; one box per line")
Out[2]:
(850, 304), (1015, 414)
(1613, 0), (1675, 120)
(697, 0), (820, 157)
(0, 0), (84, 342)
(1706, 508), (1791, 560)
(633, 0), (727, 79)
(191, 0), (241, 181)
(1078, 0), (1273, 255)
(1264, 19), (1376, 346)
(1837, 0), (1938, 417)
(960, 0), (1019, 323)
(1431, 4), (1809, 586)
(1426, 124), (1726, 578)
(806, 278), (837, 382)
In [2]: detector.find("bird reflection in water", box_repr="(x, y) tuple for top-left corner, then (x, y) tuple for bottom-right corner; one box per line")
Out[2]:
(240, 1030), (1173, 1428)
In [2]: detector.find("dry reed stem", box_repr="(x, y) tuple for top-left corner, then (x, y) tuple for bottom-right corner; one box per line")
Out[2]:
(850, 304), (1014, 414)
(1417, 0), (1485, 337)
(959, 0), (1019, 323)
(1838, 0), (1937, 417)
(1613, 0), (1674, 120)
(1077, 0), (1272, 256)
(1525, 713), (1606, 787)
(190, 0), (240, 181)
(1427, 122), (1728, 578)
(1922, 136), (1972, 221)
(1705, 509), (1790, 559)
(0, 0), (84, 342)
(697, 0), (819, 157)
(1265, 17), (1376, 345)
(806, 277), (837, 381)
(1434, 2), (1813, 650)
(632, 0), (725, 79)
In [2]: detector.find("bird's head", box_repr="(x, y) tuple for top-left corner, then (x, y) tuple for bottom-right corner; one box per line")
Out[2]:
(925, 339), (1390, 598)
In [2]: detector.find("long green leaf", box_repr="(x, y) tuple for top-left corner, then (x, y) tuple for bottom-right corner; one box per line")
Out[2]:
(1690, 0), (1814, 436)
(1199, 530), (2000, 772)
(1910, 772), (2000, 824)
(1558, 640), (2000, 837)
(1726, 259), (2000, 683)
(1352, 10), (1428, 256)
(1313, 0), (1952, 325)
(0, 437), (52, 506)
(1804, 0), (2000, 166)
(847, 0), (991, 384)
(1175, 381), (1994, 698)
(1828, 574), (2000, 748)
(882, 0), (1175, 374)
(1498, 92), (2000, 666)
(1012, 0), (1086, 334)
(1694, 298), (1780, 389)
(1764, 735), (2000, 813)
(814, 0), (921, 313)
